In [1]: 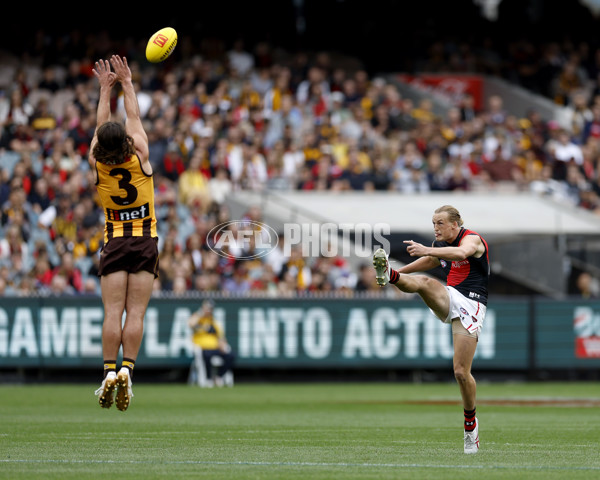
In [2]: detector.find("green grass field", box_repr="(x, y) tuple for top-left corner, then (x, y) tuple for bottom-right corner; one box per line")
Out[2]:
(1, 381), (599, 479)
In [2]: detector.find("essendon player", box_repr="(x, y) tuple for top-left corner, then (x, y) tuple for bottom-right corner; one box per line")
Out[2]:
(373, 205), (489, 454)
(90, 56), (158, 412)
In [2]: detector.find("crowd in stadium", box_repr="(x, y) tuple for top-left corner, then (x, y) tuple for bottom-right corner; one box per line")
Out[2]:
(2, 29), (600, 297)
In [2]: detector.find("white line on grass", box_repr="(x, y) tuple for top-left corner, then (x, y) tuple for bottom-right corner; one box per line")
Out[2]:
(1, 459), (599, 471)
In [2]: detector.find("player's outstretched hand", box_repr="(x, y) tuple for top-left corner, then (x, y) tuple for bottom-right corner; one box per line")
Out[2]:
(109, 55), (132, 84)
(92, 60), (117, 89)
(404, 240), (428, 257)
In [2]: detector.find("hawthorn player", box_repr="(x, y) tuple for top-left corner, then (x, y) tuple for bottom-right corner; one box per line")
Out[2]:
(91, 56), (159, 411)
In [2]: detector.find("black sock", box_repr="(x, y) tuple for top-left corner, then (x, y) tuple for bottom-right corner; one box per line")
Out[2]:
(464, 407), (476, 431)
(389, 269), (399, 284)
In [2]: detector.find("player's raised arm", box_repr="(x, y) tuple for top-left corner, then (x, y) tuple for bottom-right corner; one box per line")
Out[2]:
(90, 60), (116, 167)
(109, 55), (149, 162)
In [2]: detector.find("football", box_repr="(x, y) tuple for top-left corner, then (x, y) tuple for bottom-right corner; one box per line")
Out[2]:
(146, 27), (178, 63)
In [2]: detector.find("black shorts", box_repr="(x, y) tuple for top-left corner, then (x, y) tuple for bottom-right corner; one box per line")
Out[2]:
(98, 236), (159, 278)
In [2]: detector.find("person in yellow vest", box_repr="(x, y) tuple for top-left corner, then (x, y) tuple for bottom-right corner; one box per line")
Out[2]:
(91, 56), (159, 412)
(188, 300), (235, 387)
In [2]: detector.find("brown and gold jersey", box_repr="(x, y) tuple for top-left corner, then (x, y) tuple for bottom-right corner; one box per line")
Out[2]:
(95, 155), (157, 243)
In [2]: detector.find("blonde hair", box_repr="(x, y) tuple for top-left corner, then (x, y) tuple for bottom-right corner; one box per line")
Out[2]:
(434, 205), (464, 226)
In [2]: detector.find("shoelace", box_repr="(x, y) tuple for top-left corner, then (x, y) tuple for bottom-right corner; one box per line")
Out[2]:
(464, 429), (477, 444)
(94, 380), (107, 396)
(95, 375), (117, 396)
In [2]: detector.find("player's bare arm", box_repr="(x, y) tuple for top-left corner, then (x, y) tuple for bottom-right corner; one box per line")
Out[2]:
(398, 255), (440, 274)
(404, 235), (484, 261)
(89, 59), (116, 168)
(109, 55), (150, 166)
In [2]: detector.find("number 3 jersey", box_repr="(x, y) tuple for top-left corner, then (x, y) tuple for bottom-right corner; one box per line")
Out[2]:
(433, 227), (490, 306)
(95, 155), (158, 243)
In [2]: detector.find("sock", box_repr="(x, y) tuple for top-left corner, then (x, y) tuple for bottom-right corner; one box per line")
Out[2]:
(121, 358), (135, 376)
(103, 361), (117, 379)
(464, 407), (476, 431)
(389, 269), (400, 284)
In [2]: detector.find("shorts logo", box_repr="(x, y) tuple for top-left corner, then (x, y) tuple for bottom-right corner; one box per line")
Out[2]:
(460, 307), (468, 315)
(106, 203), (150, 222)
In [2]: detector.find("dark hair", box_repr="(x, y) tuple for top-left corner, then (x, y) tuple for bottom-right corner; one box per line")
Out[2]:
(93, 121), (136, 165)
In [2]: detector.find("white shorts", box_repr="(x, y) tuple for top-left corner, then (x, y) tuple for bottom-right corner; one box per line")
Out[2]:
(433, 286), (486, 337)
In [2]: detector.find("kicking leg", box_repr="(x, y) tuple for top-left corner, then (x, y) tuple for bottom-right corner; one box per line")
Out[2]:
(373, 248), (450, 320)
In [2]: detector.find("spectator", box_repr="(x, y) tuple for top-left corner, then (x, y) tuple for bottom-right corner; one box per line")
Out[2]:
(178, 149), (212, 213)
(552, 129), (584, 166)
(240, 143), (268, 190)
(3, 27), (600, 299)
(552, 56), (587, 106)
(52, 251), (83, 293)
(566, 90), (593, 143)
(28, 176), (53, 213)
(1, 182), (32, 242)
(30, 97), (57, 132)
(576, 271), (600, 298)
(49, 272), (76, 296)
(158, 143), (186, 183)
(37, 67), (62, 93)
(222, 262), (251, 294)
(0, 88), (33, 128)
(227, 38), (254, 77)
(188, 299), (235, 387)
(31, 253), (54, 289)
(279, 246), (312, 291)
(0, 222), (29, 263)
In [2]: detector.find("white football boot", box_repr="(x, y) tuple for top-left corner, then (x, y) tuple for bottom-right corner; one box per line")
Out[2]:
(95, 371), (117, 409)
(464, 417), (479, 454)
(115, 367), (134, 412)
(373, 248), (391, 286)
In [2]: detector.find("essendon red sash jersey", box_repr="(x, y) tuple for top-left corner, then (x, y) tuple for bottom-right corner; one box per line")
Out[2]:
(434, 228), (490, 305)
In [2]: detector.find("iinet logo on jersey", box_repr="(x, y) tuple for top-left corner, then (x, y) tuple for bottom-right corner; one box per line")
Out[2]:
(574, 307), (600, 358)
(105, 203), (150, 222)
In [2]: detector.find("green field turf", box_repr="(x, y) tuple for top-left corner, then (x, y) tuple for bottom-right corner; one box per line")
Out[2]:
(0, 381), (599, 479)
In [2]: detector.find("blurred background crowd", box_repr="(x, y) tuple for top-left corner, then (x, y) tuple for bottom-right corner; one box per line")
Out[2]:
(3, 1), (600, 297)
